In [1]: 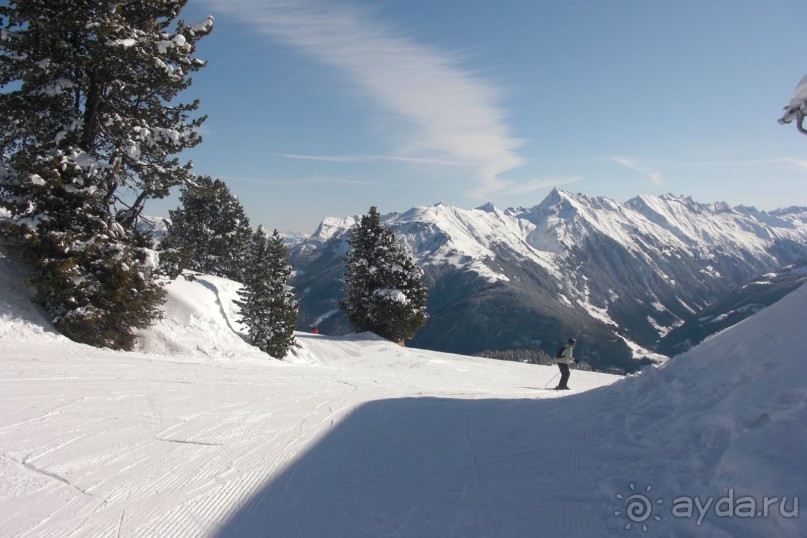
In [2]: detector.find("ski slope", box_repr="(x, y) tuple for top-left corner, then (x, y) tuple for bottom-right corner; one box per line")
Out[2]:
(1, 244), (805, 537)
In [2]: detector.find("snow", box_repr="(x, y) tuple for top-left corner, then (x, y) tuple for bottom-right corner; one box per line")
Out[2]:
(392, 202), (558, 283)
(310, 215), (359, 243)
(35, 78), (74, 96)
(779, 73), (807, 124)
(111, 38), (137, 48)
(1, 242), (806, 537)
(374, 288), (409, 303)
(190, 16), (215, 36)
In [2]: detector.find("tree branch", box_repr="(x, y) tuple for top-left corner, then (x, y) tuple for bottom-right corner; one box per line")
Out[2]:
(797, 111), (807, 137)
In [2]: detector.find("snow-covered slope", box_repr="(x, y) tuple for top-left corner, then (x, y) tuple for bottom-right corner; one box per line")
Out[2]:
(1, 243), (806, 537)
(289, 190), (807, 369)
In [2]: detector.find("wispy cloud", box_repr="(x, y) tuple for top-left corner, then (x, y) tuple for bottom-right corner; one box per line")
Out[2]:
(610, 156), (664, 186)
(222, 175), (376, 186)
(775, 158), (807, 170)
(665, 157), (807, 170)
(204, 0), (524, 197)
(277, 153), (467, 167)
(609, 156), (807, 186)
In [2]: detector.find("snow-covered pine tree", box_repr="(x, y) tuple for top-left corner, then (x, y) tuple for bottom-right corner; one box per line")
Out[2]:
(340, 206), (428, 343)
(166, 175), (251, 281)
(154, 230), (193, 282)
(0, 1), (211, 349)
(236, 227), (298, 359)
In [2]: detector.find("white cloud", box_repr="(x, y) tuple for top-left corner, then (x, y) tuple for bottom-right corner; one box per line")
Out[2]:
(204, 0), (524, 197)
(610, 156), (664, 186)
(277, 153), (467, 167)
(222, 175), (376, 186)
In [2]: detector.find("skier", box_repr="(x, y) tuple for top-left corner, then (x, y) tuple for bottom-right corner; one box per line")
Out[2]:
(554, 338), (576, 390)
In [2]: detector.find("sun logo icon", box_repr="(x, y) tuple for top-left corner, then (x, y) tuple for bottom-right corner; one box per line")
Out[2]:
(614, 482), (663, 532)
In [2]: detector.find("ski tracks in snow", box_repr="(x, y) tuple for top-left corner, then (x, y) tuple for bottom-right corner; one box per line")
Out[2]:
(0, 343), (367, 537)
(1, 334), (619, 537)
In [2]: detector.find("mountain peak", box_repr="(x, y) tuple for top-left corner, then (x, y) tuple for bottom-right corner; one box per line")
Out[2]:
(476, 202), (500, 213)
(655, 193), (731, 214)
(532, 188), (621, 218)
(311, 215), (358, 242)
(535, 187), (572, 212)
(546, 186), (567, 202)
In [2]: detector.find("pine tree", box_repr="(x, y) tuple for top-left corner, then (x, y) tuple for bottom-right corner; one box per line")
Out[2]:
(340, 206), (428, 343)
(0, 1), (211, 348)
(236, 227), (298, 359)
(166, 175), (251, 281)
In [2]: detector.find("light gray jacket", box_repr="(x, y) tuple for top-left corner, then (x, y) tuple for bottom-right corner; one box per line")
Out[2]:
(557, 344), (575, 365)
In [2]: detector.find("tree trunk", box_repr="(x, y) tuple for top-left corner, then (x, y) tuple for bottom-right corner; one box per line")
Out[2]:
(80, 68), (103, 151)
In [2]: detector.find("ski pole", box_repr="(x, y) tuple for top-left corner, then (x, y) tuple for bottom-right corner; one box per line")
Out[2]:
(544, 371), (559, 388)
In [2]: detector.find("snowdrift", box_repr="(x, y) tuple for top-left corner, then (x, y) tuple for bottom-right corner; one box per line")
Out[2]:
(133, 273), (264, 360)
(1, 243), (805, 537)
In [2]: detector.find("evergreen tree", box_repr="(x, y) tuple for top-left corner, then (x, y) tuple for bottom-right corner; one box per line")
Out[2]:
(166, 175), (251, 281)
(0, 1), (211, 348)
(340, 206), (428, 343)
(236, 227), (298, 359)
(154, 229), (192, 282)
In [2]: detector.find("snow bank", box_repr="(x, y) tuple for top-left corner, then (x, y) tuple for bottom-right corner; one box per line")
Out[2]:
(133, 273), (263, 360)
(594, 283), (807, 536)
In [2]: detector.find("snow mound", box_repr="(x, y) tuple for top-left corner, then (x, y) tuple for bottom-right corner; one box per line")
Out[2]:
(134, 273), (264, 360)
(593, 283), (807, 536)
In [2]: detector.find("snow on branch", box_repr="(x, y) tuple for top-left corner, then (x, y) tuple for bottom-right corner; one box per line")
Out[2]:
(778, 73), (807, 135)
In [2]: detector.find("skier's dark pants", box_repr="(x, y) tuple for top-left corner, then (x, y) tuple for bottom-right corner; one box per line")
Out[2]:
(557, 363), (570, 389)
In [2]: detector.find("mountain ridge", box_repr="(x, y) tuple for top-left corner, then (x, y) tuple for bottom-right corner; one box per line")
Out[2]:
(288, 190), (807, 372)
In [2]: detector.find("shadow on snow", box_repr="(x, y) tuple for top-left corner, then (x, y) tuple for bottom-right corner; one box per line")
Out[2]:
(213, 395), (624, 538)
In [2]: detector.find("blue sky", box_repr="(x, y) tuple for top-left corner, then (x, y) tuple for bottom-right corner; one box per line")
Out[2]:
(147, 0), (807, 233)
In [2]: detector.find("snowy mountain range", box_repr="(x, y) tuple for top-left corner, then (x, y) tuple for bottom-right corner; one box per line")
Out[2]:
(288, 189), (807, 372)
(657, 260), (807, 356)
